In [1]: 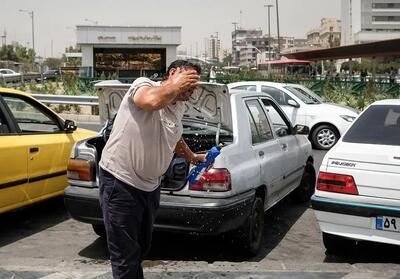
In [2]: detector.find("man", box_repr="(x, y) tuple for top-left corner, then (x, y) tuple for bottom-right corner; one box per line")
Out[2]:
(99, 60), (204, 278)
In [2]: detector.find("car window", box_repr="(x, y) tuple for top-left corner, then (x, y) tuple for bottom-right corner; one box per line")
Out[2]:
(232, 85), (257, 91)
(343, 105), (400, 146)
(0, 70), (6, 74)
(261, 86), (294, 106)
(284, 86), (321, 104)
(3, 95), (61, 133)
(0, 110), (10, 134)
(245, 99), (274, 144)
(261, 99), (292, 137)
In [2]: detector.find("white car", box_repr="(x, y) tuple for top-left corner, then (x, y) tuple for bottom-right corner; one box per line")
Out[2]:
(312, 99), (400, 253)
(64, 82), (315, 255)
(228, 81), (358, 150)
(0, 69), (21, 82)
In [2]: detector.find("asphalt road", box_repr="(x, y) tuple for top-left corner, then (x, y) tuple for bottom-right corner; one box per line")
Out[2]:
(0, 149), (400, 278)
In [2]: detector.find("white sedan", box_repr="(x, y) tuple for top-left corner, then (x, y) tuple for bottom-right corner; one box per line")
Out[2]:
(228, 81), (358, 150)
(312, 99), (400, 253)
(0, 68), (21, 82)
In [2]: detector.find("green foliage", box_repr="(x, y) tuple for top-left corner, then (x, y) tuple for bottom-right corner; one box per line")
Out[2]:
(44, 58), (62, 69)
(0, 44), (35, 63)
(61, 73), (80, 95)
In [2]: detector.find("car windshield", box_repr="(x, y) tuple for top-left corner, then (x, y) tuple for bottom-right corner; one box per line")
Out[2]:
(284, 86), (322, 104)
(343, 105), (400, 146)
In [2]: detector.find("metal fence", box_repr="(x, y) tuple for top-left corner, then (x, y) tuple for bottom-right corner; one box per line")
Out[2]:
(32, 94), (99, 106)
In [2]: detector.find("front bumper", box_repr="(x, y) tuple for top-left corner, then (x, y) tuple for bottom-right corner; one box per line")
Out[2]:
(311, 196), (400, 245)
(64, 185), (255, 235)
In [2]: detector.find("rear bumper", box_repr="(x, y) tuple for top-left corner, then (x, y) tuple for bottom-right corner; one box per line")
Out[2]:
(312, 196), (400, 245)
(311, 196), (400, 218)
(64, 185), (255, 235)
(64, 186), (103, 225)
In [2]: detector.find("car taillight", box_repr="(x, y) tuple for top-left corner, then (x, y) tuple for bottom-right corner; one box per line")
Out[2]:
(67, 159), (94, 181)
(317, 171), (358, 195)
(189, 168), (231, 192)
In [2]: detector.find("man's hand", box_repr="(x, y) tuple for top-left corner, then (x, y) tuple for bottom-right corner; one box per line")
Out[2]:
(168, 67), (200, 94)
(190, 153), (206, 165)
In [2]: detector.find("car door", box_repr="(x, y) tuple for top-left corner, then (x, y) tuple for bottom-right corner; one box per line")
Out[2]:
(2, 93), (76, 201)
(245, 98), (285, 207)
(260, 98), (303, 198)
(0, 97), (29, 213)
(261, 85), (305, 127)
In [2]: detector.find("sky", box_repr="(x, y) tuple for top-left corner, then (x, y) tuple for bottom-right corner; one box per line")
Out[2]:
(1, 0), (340, 58)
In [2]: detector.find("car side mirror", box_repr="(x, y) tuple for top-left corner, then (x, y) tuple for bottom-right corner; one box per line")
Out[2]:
(294, 124), (310, 135)
(64, 119), (77, 133)
(288, 99), (300, 108)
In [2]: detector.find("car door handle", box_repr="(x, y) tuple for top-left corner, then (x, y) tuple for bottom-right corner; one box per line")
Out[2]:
(259, 151), (264, 157)
(281, 143), (288, 150)
(30, 147), (39, 153)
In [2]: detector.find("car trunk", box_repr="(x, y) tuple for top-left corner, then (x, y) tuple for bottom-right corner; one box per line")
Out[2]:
(92, 81), (233, 191)
(327, 142), (400, 200)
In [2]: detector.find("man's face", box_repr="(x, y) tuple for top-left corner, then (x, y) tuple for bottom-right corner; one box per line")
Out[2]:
(169, 66), (199, 101)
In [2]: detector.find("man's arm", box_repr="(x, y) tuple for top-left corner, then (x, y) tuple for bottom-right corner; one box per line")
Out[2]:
(133, 68), (199, 111)
(174, 137), (206, 163)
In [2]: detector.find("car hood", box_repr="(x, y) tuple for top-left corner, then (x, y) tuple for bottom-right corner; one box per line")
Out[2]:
(306, 102), (359, 117)
(95, 81), (232, 131)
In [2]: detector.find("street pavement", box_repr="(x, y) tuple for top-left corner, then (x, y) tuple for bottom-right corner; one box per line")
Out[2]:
(0, 150), (400, 279)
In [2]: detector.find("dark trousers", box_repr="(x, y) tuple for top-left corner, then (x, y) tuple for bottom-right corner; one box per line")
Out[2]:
(99, 168), (160, 279)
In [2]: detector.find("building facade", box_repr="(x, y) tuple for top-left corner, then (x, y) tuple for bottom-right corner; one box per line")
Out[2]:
(306, 18), (341, 48)
(76, 25), (181, 78)
(341, 0), (400, 45)
(207, 35), (221, 63)
(231, 28), (272, 66)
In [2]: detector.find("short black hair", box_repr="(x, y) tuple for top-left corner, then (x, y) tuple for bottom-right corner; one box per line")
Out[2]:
(167, 60), (202, 76)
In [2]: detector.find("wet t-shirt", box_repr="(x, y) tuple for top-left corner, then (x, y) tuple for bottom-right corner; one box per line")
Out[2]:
(99, 78), (185, 192)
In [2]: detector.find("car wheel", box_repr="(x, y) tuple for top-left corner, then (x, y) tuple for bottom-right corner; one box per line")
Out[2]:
(92, 224), (106, 238)
(291, 162), (315, 203)
(311, 124), (339, 150)
(238, 196), (264, 256)
(323, 232), (355, 254)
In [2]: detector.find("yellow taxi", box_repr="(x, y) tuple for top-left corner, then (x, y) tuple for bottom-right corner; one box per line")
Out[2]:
(0, 87), (96, 214)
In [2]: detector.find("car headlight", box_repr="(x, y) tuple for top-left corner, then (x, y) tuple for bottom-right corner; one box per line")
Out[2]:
(340, 115), (356, 122)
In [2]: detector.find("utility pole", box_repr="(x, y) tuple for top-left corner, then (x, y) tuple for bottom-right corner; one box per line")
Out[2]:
(264, 4), (273, 61)
(275, 0), (281, 56)
(204, 37), (208, 61)
(1, 29), (6, 46)
(19, 10), (35, 56)
(215, 32), (219, 62)
(232, 22), (239, 65)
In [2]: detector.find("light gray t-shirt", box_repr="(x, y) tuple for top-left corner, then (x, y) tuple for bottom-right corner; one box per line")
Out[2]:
(99, 77), (186, 192)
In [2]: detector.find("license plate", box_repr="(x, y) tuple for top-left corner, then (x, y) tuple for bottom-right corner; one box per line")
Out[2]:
(376, 216), (400, 232)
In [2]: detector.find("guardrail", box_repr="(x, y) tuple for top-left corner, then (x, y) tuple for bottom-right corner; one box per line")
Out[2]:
(32, 94), (99, 106)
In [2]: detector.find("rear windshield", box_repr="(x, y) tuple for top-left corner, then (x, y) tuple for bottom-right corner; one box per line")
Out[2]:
(182, 121), (232, 136)
(343, 105), (400, 146)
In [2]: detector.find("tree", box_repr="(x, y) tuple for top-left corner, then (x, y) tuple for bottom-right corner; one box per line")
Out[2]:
(0, 43), (34, 63)
(222, 54), (233, 66)
(44, 58), (62, 69)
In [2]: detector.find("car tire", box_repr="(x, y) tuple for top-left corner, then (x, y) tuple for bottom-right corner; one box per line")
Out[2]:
(311, 124), (339, 150)
(92, 224), (106, 238)
(237, 196), (264, 256)
(291, 162), (315, 203)
(322, 232), (355, 254)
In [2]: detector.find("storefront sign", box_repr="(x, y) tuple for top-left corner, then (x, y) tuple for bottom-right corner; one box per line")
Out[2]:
(128, 35), (162, 41)
(97, 36), (116, 41)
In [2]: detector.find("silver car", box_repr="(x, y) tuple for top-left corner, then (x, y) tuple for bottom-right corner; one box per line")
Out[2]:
(64, 81), (315, 255)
